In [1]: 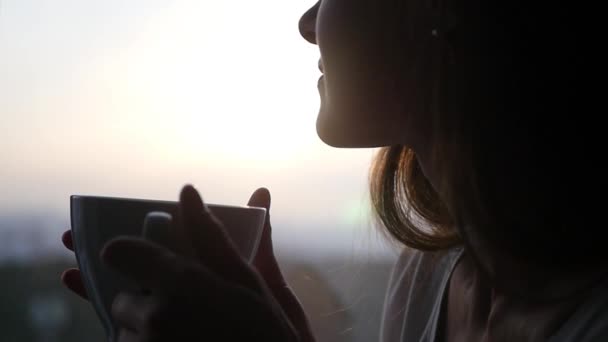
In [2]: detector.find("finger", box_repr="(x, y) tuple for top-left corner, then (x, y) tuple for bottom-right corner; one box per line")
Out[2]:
(102, 237), (233, 312)
(247, 187), (271, 209)
(248, 188), (286, 289)
(112, 292), (149, 333)
(168, 214), (198, 260)
(179, 185), (252, 283)
(101, 237), (222, 295)
(246, 189), (314, 339)
(101, 237), (182, 291)
(61, 268), (89, 300)
(271, 285), (316, 342)
(62, 230), (74, 251)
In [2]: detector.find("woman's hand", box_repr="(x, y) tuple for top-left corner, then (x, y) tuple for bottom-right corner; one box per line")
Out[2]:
(60, 186), (315, 341)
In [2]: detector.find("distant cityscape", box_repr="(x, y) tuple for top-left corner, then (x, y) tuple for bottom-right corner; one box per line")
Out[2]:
(0, 210), (398, 342)
(0, 209), (397, 262)
(0, 212), (73, 263)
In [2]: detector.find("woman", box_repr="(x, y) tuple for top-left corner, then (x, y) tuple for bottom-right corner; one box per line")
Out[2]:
(61, 0), (607, 341)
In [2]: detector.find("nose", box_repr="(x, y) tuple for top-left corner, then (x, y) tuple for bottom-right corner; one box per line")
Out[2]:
(298, 2), (319, 45)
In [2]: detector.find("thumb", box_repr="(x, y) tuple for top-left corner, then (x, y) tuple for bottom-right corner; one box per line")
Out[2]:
(248, 188), (285, 289)
(178, 185), (251, 282)
(247, 188), (316, 341)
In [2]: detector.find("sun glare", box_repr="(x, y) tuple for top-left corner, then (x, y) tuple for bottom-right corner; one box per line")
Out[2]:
(96, 1), (321, 166)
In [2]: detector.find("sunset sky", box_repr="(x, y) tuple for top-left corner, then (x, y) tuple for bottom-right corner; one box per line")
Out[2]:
(0, 1), (392, 255)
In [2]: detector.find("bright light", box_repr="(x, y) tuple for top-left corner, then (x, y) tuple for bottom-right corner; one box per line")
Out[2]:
(87, 0), (322, 165)
(0, 0), (378, 236)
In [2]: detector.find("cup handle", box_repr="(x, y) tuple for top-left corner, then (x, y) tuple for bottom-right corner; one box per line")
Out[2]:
(142, 211), (173, 247)
(139, 212), (173, 295)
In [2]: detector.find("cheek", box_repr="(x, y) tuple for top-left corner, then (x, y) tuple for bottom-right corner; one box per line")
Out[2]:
(316, 71), (410, 148)
(315, 1), (421, 147)
(317, 0), (392, 96)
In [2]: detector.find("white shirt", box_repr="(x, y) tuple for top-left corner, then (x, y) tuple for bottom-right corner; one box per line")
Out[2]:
(380, 247), (608, 341)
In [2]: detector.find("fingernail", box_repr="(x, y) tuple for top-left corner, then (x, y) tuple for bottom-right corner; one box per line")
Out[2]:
(248, 187), (271, 209)
(181, 184), (207, 212)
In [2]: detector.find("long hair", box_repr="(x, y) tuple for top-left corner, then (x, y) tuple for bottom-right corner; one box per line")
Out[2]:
(370, 1), (605, 269)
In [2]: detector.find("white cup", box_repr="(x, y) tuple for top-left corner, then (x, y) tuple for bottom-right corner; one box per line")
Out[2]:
(70, 195), (266, 342)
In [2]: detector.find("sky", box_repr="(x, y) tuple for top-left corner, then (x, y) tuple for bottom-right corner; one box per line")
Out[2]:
(0, 1), (394, 257)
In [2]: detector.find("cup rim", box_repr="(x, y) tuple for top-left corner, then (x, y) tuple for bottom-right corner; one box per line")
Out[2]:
(70, 194), (266, 212)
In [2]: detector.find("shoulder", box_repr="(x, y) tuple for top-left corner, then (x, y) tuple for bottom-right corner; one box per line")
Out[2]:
(387, 247), (463, 296)
(380, 246), (463, 342)
(552, 275), (608, 342)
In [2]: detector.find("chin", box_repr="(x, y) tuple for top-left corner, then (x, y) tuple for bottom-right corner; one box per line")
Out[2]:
(315, 105), (395, 149)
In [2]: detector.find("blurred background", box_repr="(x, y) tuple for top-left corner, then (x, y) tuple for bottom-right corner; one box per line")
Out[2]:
(0, 1), (399, 341)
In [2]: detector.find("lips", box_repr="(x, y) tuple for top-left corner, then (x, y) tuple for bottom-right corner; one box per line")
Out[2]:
(318, 59), (324, 73)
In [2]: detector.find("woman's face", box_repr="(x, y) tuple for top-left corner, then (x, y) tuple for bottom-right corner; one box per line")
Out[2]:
(299, 0), (438, 150)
